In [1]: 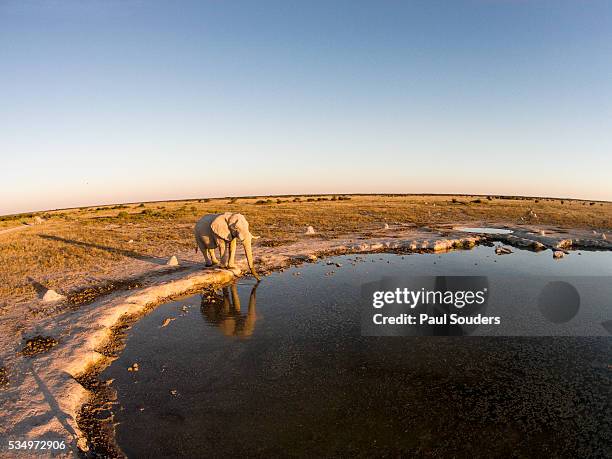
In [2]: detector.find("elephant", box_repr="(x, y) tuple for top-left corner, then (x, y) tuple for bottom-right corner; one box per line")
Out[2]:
(194, 212), (260, 280)
(200, 283), (258, 338)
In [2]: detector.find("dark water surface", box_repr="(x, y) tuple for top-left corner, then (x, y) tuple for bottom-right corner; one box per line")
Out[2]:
(104, 247), (612, 457)
(456, 227), (514, 234)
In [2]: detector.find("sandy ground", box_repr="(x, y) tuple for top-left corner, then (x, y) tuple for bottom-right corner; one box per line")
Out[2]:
(0, 223), (610, 457)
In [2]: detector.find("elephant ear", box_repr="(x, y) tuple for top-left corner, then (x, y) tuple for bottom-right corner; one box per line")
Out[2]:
(211, 214), (231, 241)
(228, 213), (249, 240)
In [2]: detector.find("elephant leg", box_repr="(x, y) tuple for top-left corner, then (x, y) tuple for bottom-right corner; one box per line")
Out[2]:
(197, 239), (214, 267)
(202, 249), (213, 267)
(218, 241), (227, 266)
(227, 238), (237, 268)
(207, 248), (219, 265)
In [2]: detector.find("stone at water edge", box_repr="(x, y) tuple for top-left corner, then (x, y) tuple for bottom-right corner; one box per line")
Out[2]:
(166, 255), (179, 266)
(553, 251), (565, 259)
(42, 289), (65, 302)
(603, 233), (607, 240)
(495, 246), (513, 255)
(305, 226), (315, 235)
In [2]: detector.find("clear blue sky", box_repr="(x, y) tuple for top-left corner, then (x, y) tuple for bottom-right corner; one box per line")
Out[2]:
(1, 0), (611, 215)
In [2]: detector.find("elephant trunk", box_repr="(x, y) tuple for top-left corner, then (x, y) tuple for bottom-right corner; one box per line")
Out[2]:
(242, 235), (260, 281)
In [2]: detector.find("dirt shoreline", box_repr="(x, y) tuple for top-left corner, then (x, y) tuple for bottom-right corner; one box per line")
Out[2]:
(0, 224), (610, 457)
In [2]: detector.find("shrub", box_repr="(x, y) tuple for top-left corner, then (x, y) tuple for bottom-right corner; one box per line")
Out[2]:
(471, 199), (482, 204)
(117, 211), (129, 218)
(138, 203), (145, 208)
(255, 200), (267, 205)
(306, 198), (316, 202)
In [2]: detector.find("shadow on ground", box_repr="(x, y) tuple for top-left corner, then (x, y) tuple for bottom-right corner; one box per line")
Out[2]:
(39, 234), (167, 265)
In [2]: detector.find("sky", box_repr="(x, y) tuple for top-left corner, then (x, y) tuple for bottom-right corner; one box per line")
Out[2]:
(1, 0), (611, 215)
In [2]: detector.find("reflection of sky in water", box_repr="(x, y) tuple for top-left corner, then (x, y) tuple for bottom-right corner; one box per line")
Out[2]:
(103, 246), (612, 457)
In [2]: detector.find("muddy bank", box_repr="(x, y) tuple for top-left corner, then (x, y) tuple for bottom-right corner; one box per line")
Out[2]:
(0, 224), (609, 457)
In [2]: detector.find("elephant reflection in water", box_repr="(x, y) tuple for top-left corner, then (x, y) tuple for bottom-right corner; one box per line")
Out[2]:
(201, 283), (258, 338)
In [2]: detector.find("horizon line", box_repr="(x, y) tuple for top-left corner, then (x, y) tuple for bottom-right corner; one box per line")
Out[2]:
(3, 192), (610, 218)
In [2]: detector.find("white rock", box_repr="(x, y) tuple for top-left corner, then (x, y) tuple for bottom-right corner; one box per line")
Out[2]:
(603, 233), (607, 240)
(305, 226), (315, 235)
(42, 289), (65, 302)
(552, 251), (564, 259)
(539, 230), (546, 236)
(128, 239), (134, 244)
(166, 255), (179, 266)
(383, 223), (390, 230)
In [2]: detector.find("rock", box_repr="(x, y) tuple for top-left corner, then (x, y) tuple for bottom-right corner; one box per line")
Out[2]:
(383, 223), (390, 230)
(539, 230), (546, 236)
(166, 255), (179, 266)
(553, 251), (565, 259)
(495, 246), (513, 255)
(305, 226), (315, 235)
(603, 233), (607, 240)
(128, 239), (134, 244)
(42, 289), (65, 302)
(128, 363), (139, 372)
(161, 317), (176, 328)
(433, 240), (452, 252)
(170, 389), (178, 396)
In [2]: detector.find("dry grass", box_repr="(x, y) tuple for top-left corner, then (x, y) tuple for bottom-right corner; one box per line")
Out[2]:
(1, 194), (610, 309)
